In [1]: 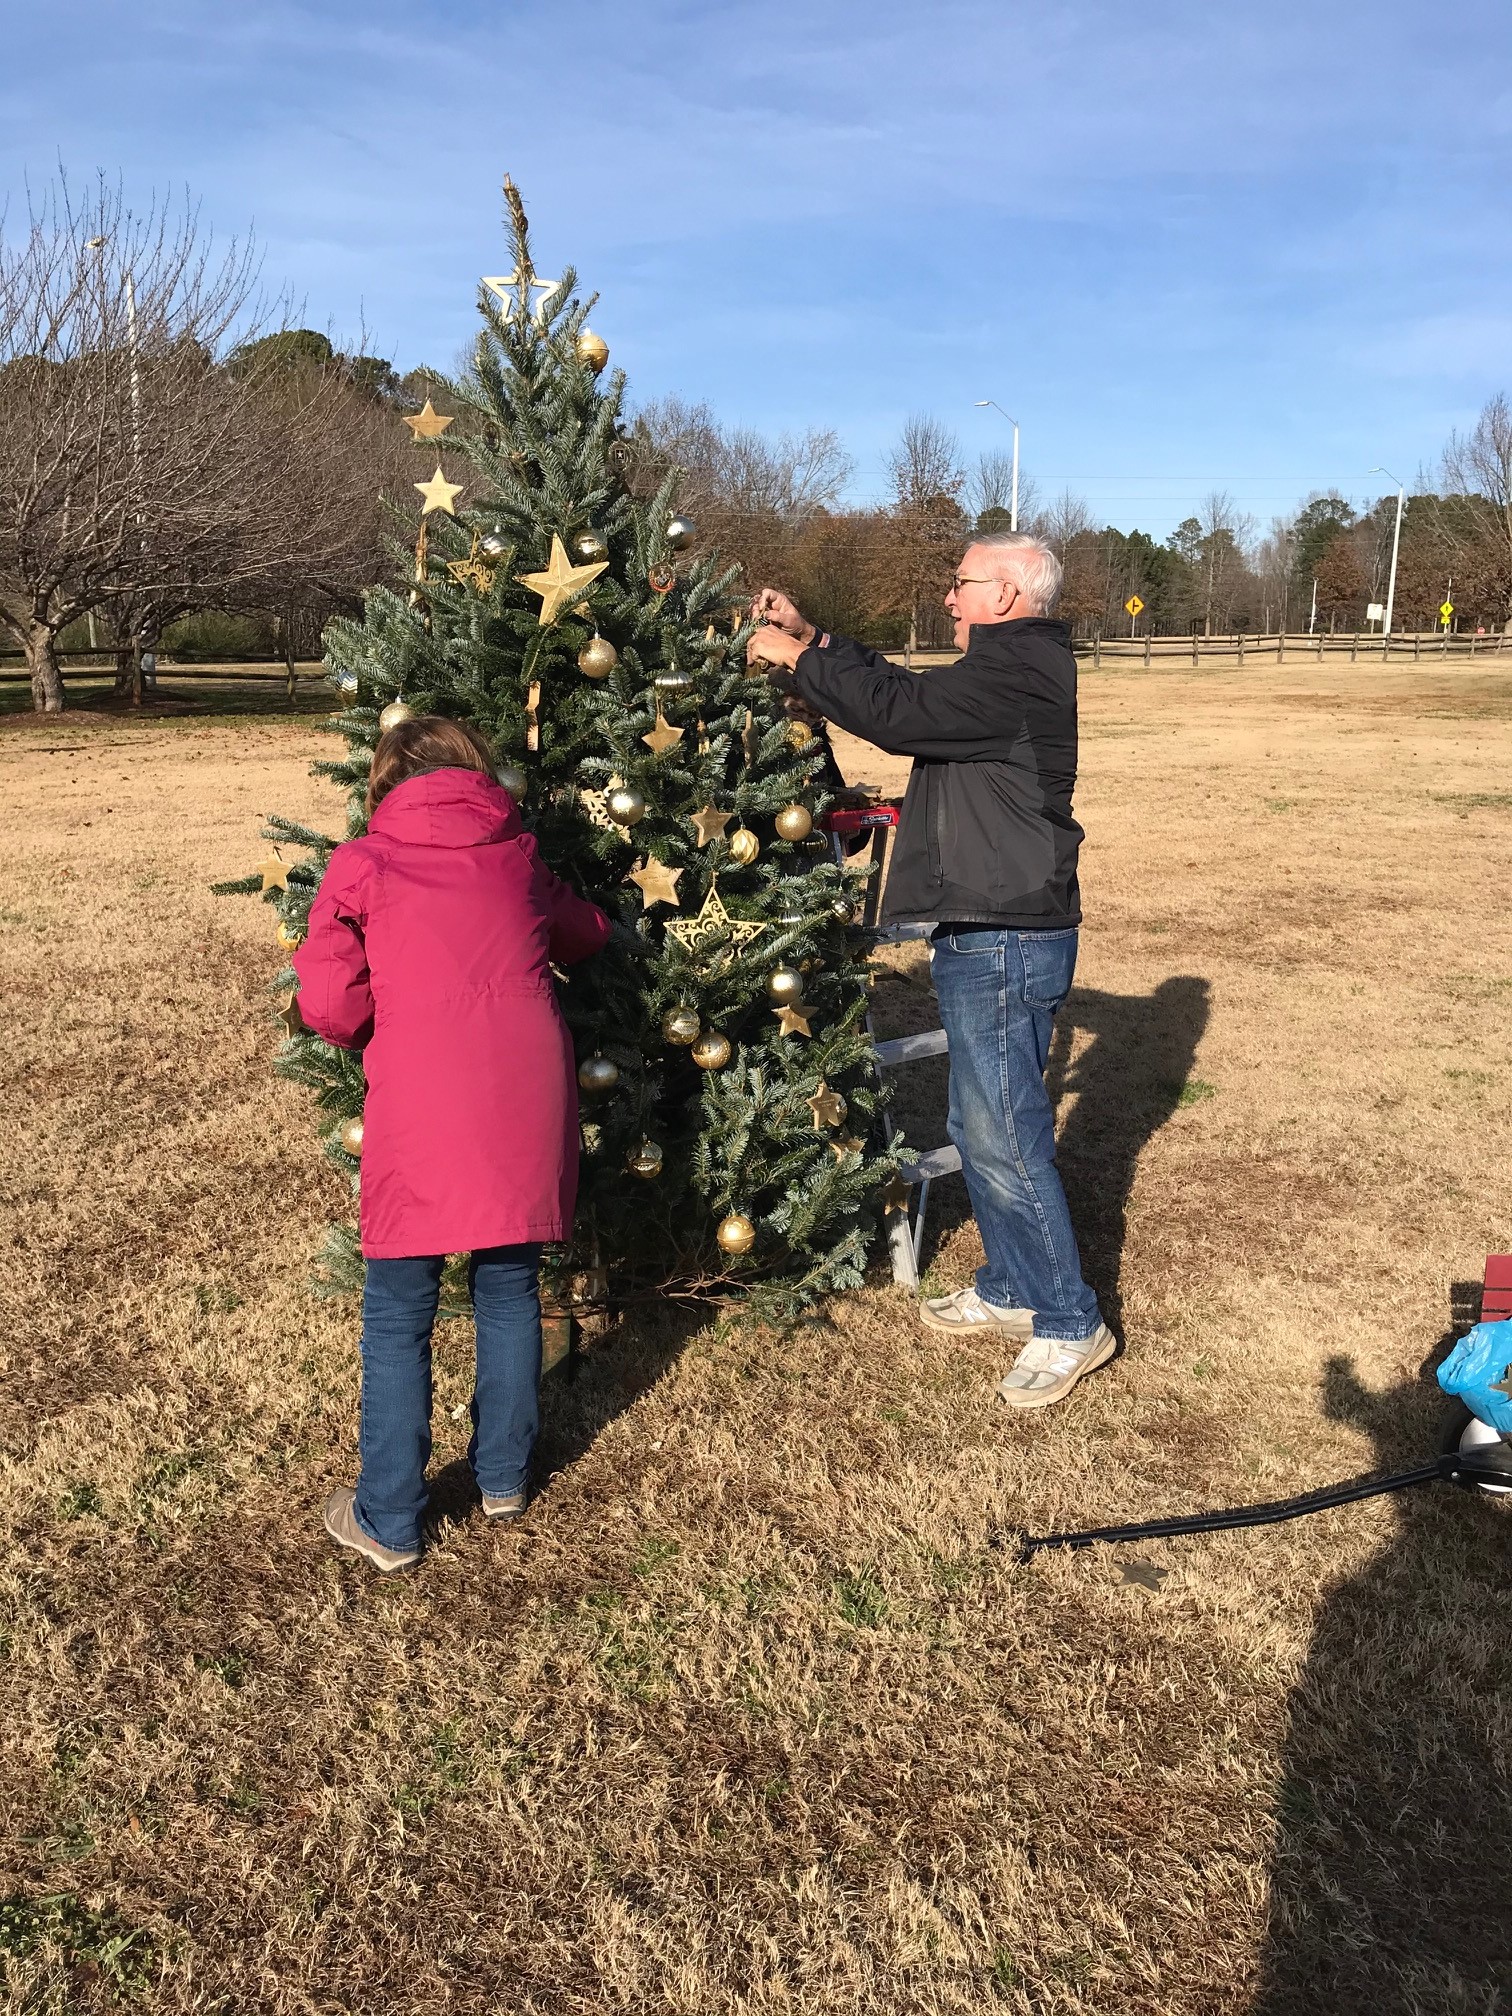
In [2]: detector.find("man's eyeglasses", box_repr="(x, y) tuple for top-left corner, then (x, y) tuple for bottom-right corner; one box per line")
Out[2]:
(949, 573), (1014, 593)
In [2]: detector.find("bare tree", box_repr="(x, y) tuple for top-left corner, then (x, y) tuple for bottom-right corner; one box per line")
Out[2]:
(876, 416), (966, 652)
(1039, 487), (1095, 558)
(1439, 393), (1512, 625)
(0, 175), (265, 709)
(967, 448), (1038, 532)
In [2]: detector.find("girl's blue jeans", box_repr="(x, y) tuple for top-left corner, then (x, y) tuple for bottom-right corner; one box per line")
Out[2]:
(929, 927), (1102, 1343)
(353, 1244), (542, 1552)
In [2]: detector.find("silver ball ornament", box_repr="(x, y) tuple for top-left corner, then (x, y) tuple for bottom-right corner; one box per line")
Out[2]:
(626, 1139), (664, 1179)
(606, 785), (647, 827)
(661, 1006), (701, 1047)
(665, 516), (696, 552)
(495, 764), (528, 801)
(572, 528), (609, 564)
(577, 1054), (621, 1095)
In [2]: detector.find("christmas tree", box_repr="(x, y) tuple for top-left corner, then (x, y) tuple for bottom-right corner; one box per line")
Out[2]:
(224, 181), (897, 1319)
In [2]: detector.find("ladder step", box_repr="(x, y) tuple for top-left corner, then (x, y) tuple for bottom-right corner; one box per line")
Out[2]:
(873, 1028), (949, 1067)
(900, 1144), (962, 1184)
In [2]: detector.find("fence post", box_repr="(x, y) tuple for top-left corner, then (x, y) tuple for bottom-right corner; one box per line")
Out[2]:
(1094, 632), (1101, 670)
(1414, 630), (1420, 662)
(1471, 633), (1478, 658)
(1192, 630), (1199, 668)
(1238, 631), (1245, 666)
(1316, 630), (1324, 661)
(1143, 631), (1152, 667)
(1277, 628), (1285, 663)
(1350, 631), (1358, 662)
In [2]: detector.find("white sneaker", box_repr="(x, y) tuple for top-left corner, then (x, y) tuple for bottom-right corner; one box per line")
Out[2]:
(997, 1323), (1117, 1410)
(918, 1287), (1035, 1340)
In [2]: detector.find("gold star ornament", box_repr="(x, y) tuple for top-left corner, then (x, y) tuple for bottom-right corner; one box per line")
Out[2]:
(403, 399), (454, 441)
(664, 881), (768, 963)
(642, 708), (684, 757)
(806, 1081), (848, 1130)
(627, 858), (683, 910)
(880, 1173), (911, 1214)
(256, 848), (289, 891)
(515, 534), (608, 627)
(277, 990), (304, 1037)
(772, 1003), (812, 1039)
(691, 803), (733, 846)
(415, 466), (464, 518)
(830, 1133), (867, 1162)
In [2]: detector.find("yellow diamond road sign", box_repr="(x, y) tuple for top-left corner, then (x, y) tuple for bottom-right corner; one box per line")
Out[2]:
(1125, 594), (1145, 616)
(1440, 600), (1455, 621)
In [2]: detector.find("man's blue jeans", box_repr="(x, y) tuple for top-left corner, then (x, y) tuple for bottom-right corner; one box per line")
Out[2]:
(929, 927), (1102, 1342)
(354, 1244), (542, 1552)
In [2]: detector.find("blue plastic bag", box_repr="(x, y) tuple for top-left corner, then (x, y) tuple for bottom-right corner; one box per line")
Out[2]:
(1438, 1321), (1512, 1435)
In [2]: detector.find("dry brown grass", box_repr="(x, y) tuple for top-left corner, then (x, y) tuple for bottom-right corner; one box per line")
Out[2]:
(3, 664), (1512, 2014)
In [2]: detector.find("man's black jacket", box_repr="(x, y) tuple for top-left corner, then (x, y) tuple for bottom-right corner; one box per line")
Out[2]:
(775, 617), (1083, 930)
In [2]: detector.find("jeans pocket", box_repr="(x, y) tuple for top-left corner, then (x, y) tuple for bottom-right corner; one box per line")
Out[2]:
(1018, 928), (1078, 1010)
(945, 929), (1006, 956)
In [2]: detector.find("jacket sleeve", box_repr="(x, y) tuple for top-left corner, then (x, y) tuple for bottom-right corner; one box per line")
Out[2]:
(524, 838), (611, 965)
(776, 635), (1024, 761)
(291, 846), (377, 1050)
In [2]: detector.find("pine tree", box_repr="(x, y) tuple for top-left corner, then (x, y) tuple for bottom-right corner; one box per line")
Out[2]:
(222, 181), (898, 1320)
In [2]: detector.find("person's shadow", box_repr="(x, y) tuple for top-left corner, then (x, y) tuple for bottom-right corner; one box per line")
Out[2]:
(1252, 1332), (1512, 2013)
(872, 964), (1210, 1333)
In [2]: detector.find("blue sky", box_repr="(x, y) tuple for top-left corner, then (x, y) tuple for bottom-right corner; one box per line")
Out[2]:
(4, 0), (1509, 534)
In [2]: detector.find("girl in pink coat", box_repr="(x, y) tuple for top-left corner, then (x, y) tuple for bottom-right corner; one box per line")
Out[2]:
(292, 716), (610, 1573)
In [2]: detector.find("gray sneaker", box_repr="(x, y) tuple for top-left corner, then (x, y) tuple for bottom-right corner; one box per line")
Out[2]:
(481, 1489), (527, 1523)
(997, 1323), (1117, 1409)
(918, 1286), (1035, 1340)
(322, 1486), (422, 1573)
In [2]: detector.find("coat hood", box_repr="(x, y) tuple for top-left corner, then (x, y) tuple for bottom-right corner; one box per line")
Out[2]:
(368, 768), (523, 848)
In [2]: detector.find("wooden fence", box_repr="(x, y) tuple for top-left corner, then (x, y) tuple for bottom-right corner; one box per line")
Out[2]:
(1079, 629), (1510, 668)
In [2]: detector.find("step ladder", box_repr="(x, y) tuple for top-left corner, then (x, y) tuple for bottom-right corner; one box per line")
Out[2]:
(822, 803), (958, 1289)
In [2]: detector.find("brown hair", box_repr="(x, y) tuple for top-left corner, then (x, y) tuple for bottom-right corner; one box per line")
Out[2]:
(366, 715), (498, 817)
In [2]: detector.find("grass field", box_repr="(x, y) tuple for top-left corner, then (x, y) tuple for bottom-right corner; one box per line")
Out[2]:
(3, 662), (1512, 2013)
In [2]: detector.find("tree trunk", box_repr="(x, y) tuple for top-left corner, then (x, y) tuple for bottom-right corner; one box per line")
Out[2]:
(26, 622), (65, 713)
(113, 644), (135, 697)
(277, 613), (299, 701)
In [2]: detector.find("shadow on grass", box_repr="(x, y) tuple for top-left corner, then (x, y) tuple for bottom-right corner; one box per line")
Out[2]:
(1254, 1332), (1512, 2013)
(0, 673), (331, 723)
(869, 964), (1210, 1329)
(425, 1300), (711, 1529)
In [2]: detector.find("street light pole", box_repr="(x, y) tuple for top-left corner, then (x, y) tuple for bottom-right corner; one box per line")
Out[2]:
(973, 399), (1020, 531)
(1371, 466), (1407, 646)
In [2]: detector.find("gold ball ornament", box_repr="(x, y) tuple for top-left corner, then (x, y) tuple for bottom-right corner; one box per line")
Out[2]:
(692, 1030), (732, 1071)
(716, 1212), (756, 1257)
(606, 784), (647, 827)
(577, 1054), (621, 1094)
(626, 1139), (664, 1179)
(665, 516), (697, 552)
(578, 634), (619, 679)
(766, 965), (805, 1005)
(728, 827), (760, 865)
(572, 527), (609, 564)
(378, 699), (414, 732)
(337, 1116), (365, 1157)
(787, 719), (816, 751)
(275, 919), (304, 951)
(661, 1006), (702, 1047)
(775, 803), (814, 842)
(576, 327), (609, 373)
(495, 764), (528, 801)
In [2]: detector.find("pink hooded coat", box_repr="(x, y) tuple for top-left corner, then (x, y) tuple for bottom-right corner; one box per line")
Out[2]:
(292, 769), (610, 1259)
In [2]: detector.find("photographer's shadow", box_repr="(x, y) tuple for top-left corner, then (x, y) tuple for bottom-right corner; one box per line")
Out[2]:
(1253, 1352), (1512, 2013)
(1048, 975), (1210, 1335)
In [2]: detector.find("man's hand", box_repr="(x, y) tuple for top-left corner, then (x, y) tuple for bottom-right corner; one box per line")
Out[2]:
(747, 626), (805, 672)
(750, 587), (815, 645)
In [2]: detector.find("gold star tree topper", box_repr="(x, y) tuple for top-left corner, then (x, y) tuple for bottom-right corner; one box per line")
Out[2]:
(415, 466), (464, 517)
(515, 534), (608, 627)
(403, 399), (454, 441)
(626, 858), (683, 910)
(664, 881), (768, 962)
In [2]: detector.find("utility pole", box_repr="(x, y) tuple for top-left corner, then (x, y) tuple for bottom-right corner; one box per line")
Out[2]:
(973, 400), (1020, 531)
(1308, 576), (1318, 635)
(1371, 467), (1407, 644)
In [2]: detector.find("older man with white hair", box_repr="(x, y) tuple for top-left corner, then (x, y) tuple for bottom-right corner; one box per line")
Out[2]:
(749, 532), (1113, 1409)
